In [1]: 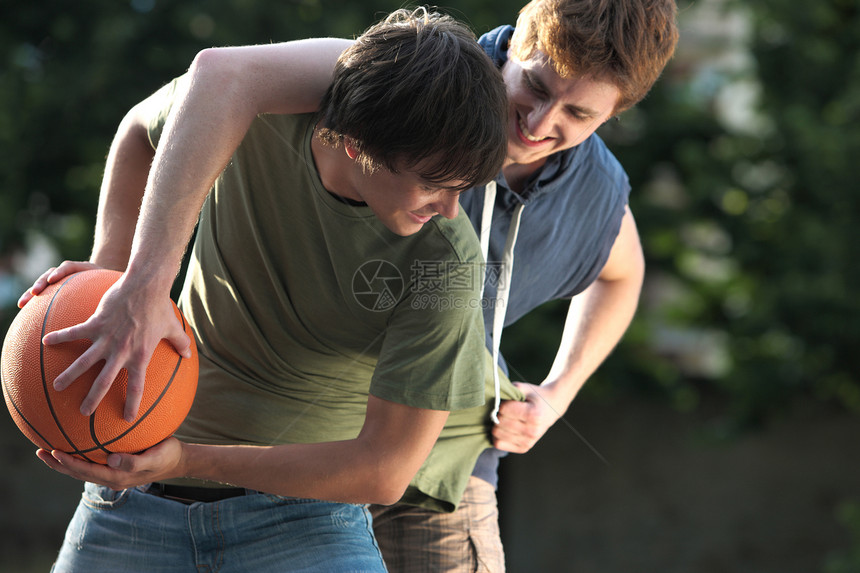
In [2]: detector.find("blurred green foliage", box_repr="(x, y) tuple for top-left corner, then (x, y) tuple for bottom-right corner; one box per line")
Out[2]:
(2, 0), (859, 427)
(655, 0), (859, 424)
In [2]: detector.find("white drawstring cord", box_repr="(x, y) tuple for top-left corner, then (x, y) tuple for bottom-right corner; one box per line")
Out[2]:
(479, 181), (524, 424)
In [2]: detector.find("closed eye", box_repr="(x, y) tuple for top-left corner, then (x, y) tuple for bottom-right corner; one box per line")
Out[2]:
(523, 72), (547, 98)
(524, 70), (597, 122)
(568, 109), (592, 122)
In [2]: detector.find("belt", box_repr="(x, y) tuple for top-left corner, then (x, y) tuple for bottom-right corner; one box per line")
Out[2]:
(146, 482), (255, 504)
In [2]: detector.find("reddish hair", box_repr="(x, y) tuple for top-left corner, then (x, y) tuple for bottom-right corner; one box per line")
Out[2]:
(510, 0), (679, 113)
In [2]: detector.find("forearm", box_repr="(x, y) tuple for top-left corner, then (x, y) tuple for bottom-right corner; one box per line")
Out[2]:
(543, 208), (645, 410)
(543, 275), (641, 407)
(40, 396), (447, 503)
(180, 440), (397, 504)
(91, 72), (235, 287)
(493, 209), (645, 453)
(122, 72), (248, 294)
(176, 396), (447, 505)
(91, 109), (154, 271)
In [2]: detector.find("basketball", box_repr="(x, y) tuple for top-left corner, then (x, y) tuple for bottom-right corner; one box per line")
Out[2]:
(1, 269), (198, 464)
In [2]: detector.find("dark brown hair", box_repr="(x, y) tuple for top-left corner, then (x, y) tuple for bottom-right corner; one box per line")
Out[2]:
(316, 8), (508, 191)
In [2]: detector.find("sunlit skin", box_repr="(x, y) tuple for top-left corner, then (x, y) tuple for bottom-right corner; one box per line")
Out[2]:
(501, 50), (621, 190)
(313, 135), (463, 237)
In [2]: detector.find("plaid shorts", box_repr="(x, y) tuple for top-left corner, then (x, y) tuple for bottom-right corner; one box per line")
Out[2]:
(370, 476), (505, 573)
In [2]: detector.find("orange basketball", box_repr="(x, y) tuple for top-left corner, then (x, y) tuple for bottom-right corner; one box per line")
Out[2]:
(1, 269), (198, 464)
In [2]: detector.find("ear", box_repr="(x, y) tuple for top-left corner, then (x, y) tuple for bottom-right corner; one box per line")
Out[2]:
(343, 137), (359, 160)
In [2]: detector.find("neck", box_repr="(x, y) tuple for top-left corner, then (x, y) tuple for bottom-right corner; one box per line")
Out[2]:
(311, 132), (363, 202)
(502, 158), (546, 194)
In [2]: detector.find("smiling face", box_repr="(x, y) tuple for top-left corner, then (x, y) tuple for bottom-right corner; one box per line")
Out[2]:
(313, 135), (465, 237)
(353, 166), (463, 237)
(501, 50), (621, 174)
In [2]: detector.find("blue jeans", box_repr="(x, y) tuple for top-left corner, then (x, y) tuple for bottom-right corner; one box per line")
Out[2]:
(51, 482), (388, 572)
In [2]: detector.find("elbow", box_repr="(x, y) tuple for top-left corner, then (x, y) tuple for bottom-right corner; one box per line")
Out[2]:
(188, 47), (262, 111)
(119, 101), (153, 145)
(189, 47), (242, 90)
(366, 477), (409, 507)
(359, 460), (413, 505)
(187, 47), (265, 123)
(190, 47), (230, 72)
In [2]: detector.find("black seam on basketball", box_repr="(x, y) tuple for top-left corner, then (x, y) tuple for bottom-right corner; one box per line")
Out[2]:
(40, 274), (95, 463)
(2, 368), (57, 451)
(85, 310), (190, 454)
(86, 352), (184, 453)
(87, 413), (114, 457)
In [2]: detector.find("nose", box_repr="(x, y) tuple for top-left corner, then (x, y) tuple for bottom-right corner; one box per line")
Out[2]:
(526, 103), (559, 139)
(433, 193), (460, 220)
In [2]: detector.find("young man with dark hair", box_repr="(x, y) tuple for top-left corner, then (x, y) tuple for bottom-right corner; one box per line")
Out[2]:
(25, 8), (508, 572)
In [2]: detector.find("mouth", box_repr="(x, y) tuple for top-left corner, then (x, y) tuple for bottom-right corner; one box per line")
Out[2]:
(516, 114), (550, 147)
(408, 212), (434, 224)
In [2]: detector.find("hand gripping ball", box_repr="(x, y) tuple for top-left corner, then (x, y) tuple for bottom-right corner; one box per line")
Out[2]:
(1, 269), (198, 464)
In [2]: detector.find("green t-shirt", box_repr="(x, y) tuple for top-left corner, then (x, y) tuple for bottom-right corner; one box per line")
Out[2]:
(145, 82), (488, 491)
(404, 349), (523, 512)
(146, 79), (527, 512)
